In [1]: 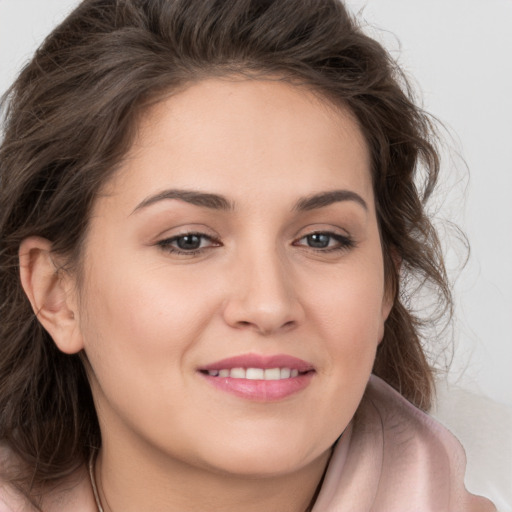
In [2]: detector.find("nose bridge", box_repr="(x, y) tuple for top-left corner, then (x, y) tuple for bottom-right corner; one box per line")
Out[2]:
(223, 238), (302, 334)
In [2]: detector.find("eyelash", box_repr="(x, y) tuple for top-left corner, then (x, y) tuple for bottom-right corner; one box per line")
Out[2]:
(156, 231), (355, 256)
(293, 231), (355, 253)
(156, 232), (221, 255)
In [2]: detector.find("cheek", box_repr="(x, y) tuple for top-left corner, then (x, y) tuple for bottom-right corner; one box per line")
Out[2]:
(76, 260), (216, 436)
(305, 259), (386, 372)
(310, 263), (386, 334)
(83, 246), (215, 331)
(77, 254), (214, 381)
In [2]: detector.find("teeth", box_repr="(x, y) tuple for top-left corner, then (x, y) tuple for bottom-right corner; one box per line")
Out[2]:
(280, 368), (291, 379)
(230, 367), (246, 379)
(264, 368), (281, 380)
(246, 368), (264, 380)
(206, 367), (304, 380)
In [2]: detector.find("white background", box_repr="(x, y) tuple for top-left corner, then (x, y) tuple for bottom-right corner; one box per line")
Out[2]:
(1, 0), (511, 408)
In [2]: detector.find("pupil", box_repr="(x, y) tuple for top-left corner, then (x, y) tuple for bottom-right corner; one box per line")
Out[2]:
(308, 233), (330, 248)
(177, 235), (201, 250)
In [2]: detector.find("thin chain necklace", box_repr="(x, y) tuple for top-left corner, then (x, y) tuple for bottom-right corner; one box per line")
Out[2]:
(87, 446), (332, 512)
(88, 451), (104, 512)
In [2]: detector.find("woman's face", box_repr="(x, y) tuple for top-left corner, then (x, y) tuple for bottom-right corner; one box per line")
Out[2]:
(75, 79), (391, 476)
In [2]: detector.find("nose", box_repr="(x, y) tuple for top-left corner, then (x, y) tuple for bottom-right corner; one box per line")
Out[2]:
(222, 248), (305, 336)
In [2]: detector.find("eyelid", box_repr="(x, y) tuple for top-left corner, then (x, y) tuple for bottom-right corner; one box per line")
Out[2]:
(292, 229), (355, 252)
(153, 224), (355, 257)
(156, 231), (222, 255)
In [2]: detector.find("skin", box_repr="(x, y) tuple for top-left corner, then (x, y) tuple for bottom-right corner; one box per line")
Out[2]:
(20, 78), (392, 511)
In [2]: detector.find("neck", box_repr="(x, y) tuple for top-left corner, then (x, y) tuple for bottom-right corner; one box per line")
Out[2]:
(93, 438), (332, 512)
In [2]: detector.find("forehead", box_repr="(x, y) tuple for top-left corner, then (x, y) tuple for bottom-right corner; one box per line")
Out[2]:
(101, 78), (373, 213)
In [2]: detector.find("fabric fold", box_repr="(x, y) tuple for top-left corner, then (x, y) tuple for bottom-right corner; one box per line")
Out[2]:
(313, 375), (496, 512)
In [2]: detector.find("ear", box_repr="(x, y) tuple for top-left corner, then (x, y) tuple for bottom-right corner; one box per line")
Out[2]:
(19, 237), (84, 354)
(378, 248), (402, 343)
(377, 293), (394, 346)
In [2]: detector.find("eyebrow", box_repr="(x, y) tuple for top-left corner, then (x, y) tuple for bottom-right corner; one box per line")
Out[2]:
(131, 188), (367, 214)
(132, 189), (234, 214)
(293, 190), (368, 212)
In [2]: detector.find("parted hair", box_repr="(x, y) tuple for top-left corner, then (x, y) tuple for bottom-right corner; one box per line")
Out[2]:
(0, 0), (450, 493)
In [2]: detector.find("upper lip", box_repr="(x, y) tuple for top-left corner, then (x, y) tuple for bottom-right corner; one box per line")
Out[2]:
(199, 353), (315, 372)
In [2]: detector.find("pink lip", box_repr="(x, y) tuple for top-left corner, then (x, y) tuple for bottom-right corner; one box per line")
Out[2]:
(200, 353), (314, 372)
(198, 353), (315, 402)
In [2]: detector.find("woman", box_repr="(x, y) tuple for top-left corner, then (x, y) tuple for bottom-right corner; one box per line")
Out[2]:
(0, 0), (497, 510)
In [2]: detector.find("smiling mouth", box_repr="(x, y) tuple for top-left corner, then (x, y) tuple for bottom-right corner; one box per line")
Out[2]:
(200, 367), (312, 380)
(198, 354), (315, 400)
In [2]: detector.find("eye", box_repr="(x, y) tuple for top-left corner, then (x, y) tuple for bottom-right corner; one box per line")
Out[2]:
(157, 232), (220, 255)
(294, 231), (354, 252)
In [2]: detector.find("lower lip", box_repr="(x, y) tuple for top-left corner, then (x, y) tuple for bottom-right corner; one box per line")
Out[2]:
(200, 372), (314, 402)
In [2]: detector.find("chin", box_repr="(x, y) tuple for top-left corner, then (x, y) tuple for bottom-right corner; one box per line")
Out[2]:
(194, 433), (330, 478)
(204, 452), (316, 479)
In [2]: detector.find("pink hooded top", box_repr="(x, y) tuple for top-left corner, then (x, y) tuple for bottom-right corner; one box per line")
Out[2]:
(312, 375), (496, 511)
(0, 375), (496, 511)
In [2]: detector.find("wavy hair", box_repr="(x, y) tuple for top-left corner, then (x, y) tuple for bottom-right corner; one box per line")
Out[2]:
(0, 0), (450, 495)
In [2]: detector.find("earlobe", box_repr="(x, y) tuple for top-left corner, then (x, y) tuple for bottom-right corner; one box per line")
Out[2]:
(379, 249), (401, 344)
(19, 237), (84, 354)
(378, 292), (394, 344)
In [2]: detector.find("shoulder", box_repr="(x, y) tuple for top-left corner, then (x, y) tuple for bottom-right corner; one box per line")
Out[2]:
(313, 375), (497, 512)
(0, 444), (95, 512)
(0, 444), (35, 512)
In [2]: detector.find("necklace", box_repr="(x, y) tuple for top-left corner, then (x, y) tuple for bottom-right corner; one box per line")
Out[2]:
(88, 451), (104, 512)
(87, 445), (333, 512)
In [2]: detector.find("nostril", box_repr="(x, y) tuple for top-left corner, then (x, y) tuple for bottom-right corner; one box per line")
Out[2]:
(234, 319), (297, 335)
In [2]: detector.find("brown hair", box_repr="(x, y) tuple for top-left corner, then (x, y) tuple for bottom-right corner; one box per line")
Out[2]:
(0, 0), (450, 495)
